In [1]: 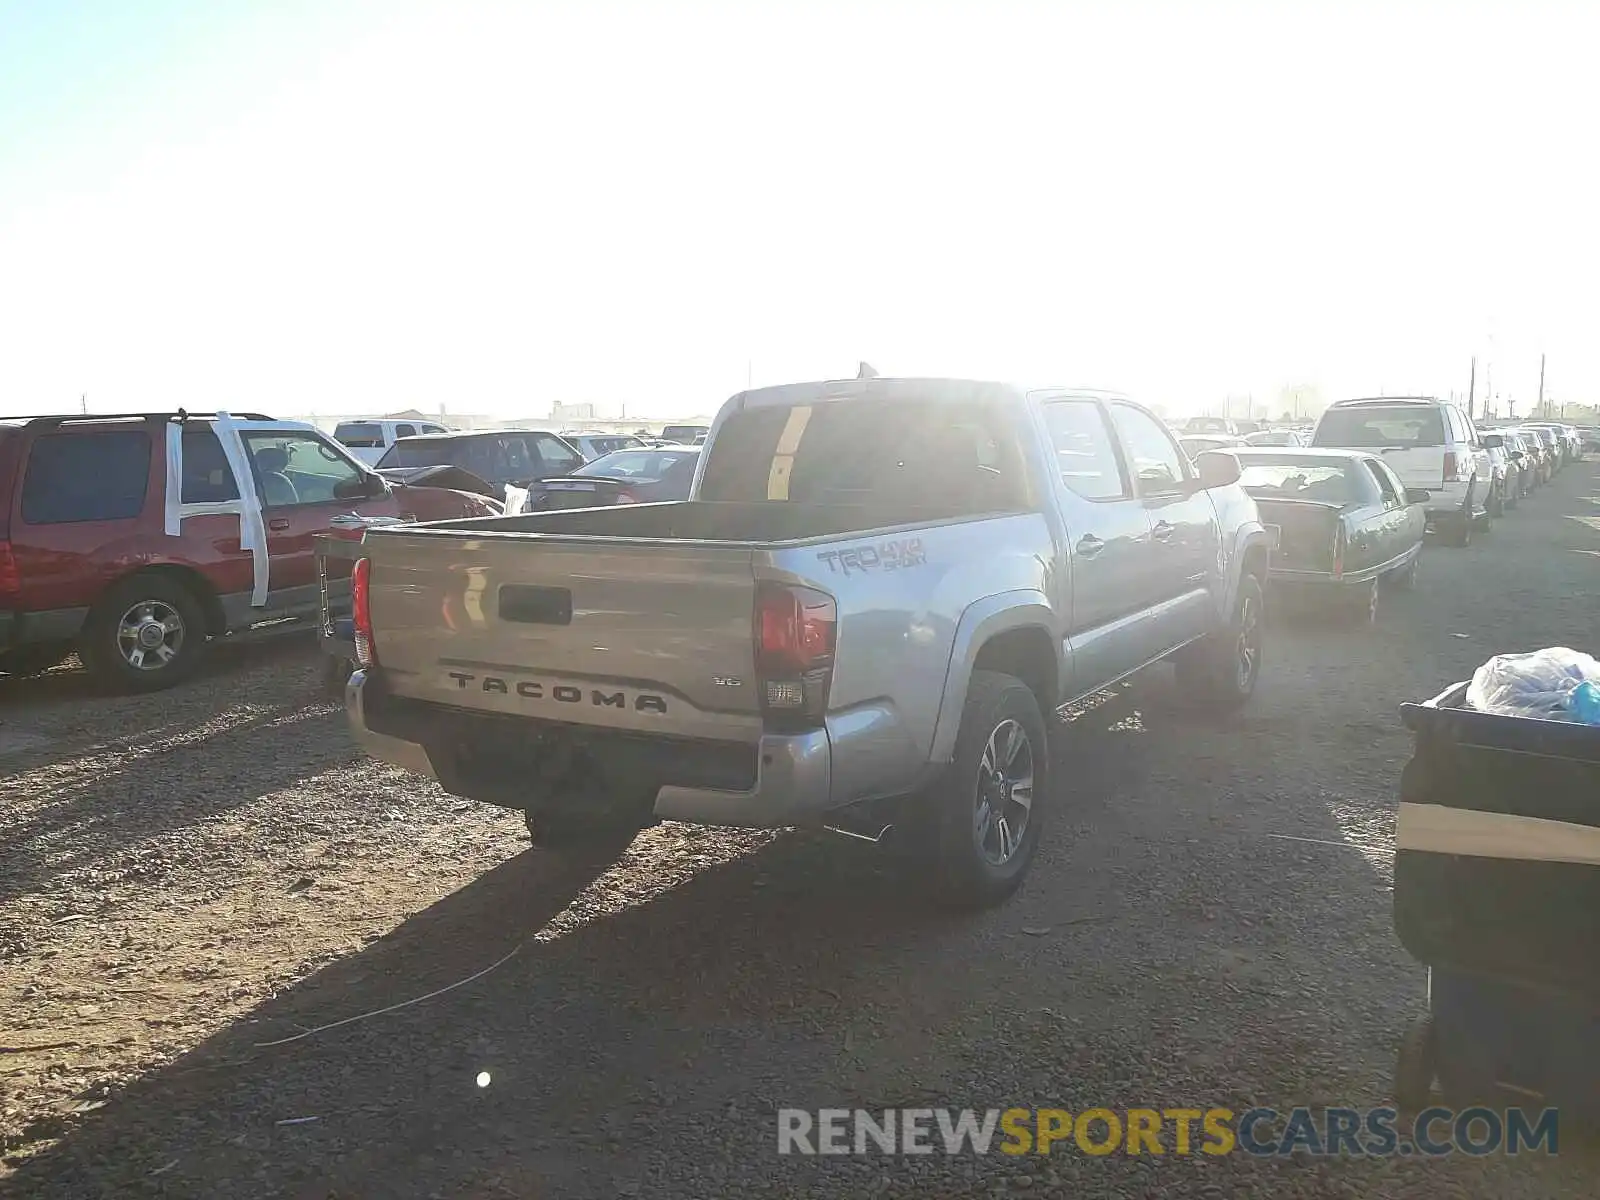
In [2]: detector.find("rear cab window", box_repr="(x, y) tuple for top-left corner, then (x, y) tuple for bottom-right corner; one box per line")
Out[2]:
(334, 422), (386, 449)
(1313, 406), (1445, 449)
(21, 429), (152, 525)
(697, 399), (1026, 517)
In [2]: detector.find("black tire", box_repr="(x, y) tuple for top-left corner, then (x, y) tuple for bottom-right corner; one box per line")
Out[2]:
(1394, 1014), (1437, 1115)
(1442, 484), (1474, 548)
(1174, 573), (1265, 709)
(0, 641), (74, 677)
(322, 653), (355, 697)
(1487, 480), (1504, 518)
(523, 807), (644, 861)
(1349, 576), (1380, 627)
(80, 574), (208, 692)
(924, 670), (1050, 909)
(1390, 547), (1420, 590)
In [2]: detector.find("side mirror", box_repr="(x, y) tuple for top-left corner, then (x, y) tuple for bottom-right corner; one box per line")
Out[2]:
(1481, 433), (1504, 449)
(1509, 450), (1524, 461)
(1404, 488), (1431, 505)
(1195, 450), (1241, 489)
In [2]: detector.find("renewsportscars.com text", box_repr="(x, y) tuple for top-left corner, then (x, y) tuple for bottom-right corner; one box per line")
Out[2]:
(777, 1107), (1559, 1158)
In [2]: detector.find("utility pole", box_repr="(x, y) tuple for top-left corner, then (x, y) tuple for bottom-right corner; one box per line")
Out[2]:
(80, 393), (87, 414)
(1537, 353), (1546, 418)
(1468, 358), (1476, 421)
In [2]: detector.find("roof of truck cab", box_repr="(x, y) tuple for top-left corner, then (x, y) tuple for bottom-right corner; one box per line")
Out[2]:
(729, 378), (1128, 409)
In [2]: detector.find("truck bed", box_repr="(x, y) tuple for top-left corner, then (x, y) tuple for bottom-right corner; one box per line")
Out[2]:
(395, 499), (1009, 545)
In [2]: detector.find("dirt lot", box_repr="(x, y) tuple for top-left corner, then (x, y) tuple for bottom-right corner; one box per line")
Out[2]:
(3, 464), (1598, 1199)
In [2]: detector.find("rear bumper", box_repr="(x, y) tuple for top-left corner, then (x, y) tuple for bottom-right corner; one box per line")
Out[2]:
(345, 670), (834, 828)
(0, 606), (89, 650)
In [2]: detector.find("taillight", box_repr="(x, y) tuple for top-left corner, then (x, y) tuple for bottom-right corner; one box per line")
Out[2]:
(352, 557), (376, 667)
(1331, 526), (1345, 579)
(0, 541), (18, 599)
(614, 491), (639, 505)
(754, 583), (836, 726)
(1442, 451), (1459, 483)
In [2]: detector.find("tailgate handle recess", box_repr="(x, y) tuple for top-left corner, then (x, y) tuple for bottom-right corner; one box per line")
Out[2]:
(498, 585), (573, 625)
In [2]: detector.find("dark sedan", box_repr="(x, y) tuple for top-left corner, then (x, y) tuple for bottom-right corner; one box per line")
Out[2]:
(525, 446), (701, 510)
(1231, 447), (1427, 626)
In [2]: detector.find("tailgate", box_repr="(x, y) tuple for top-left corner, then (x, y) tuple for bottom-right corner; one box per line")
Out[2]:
(365, 530), (764, 741)
(1253, 498), (1342, 571)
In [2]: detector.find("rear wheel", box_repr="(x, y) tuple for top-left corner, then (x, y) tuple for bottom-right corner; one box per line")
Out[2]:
(80, 575), (208, 692)
(1390, 547), (1420, 590)
(1442, 483), (1475, 547)
(1394, 1015), (1438, 1115)
(924, 671), (1049, 909)
(1487, 479), (1505, 518)
(0, 641), (74, 677)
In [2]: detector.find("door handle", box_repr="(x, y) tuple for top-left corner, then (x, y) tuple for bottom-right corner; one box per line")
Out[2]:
(269, 518), (291, 531)
(1151, 520), (1175, 542)
(1076, 534), (1105, 558)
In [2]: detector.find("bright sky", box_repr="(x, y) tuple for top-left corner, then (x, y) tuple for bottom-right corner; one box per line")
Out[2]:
(2, 0), (1596, 420)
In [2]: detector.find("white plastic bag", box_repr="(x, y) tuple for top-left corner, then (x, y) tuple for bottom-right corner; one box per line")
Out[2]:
(503, 483), (531, 515)
(1465, 647), (1600, 721)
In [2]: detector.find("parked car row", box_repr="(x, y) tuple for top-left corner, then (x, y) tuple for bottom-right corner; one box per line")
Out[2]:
(1173, 398), (1586, 628)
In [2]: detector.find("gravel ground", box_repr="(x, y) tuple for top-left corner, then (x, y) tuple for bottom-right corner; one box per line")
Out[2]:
(3, 463), (1597, 1199)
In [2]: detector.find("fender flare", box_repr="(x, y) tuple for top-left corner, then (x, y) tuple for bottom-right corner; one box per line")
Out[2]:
(927, 590), (1059, 765)
(1223, 524), (1273, 618)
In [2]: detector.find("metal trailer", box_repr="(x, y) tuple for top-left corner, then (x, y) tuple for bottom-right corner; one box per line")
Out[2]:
(1393, 680), (1600, 1119)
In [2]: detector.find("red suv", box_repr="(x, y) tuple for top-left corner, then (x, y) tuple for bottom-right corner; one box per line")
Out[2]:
(0, 412), (498, 690)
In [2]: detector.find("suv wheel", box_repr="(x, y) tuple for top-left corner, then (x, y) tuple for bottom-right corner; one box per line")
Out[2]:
(0, 641), (74, 677)
(1175, 573), (1264, 709)
(926, 670), (1049, 909)
(81, 575), (208, 692)
(1487, 479), (1505, 518)
(1443, 482), (1474, 547)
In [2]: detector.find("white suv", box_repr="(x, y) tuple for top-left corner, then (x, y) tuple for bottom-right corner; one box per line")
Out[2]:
(1311, 398), (1492, 546)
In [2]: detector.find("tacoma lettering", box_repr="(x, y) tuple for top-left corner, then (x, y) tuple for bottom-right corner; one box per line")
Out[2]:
(446, 672), (667, 713)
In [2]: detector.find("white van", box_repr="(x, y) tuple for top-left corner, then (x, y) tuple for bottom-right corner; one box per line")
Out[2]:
(333, 418), (452, 466)
(1311, 398), (1493, 546)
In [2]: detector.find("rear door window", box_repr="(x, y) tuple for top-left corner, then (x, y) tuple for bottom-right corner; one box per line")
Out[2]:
(1362, 460), (1402, 508)
(180, 427), (241, 503)
(394, 424), (417, 438)
(21, 430), (151, 525)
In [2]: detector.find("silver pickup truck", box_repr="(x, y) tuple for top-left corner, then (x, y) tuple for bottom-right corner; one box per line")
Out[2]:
(347, 378), (1271, 906)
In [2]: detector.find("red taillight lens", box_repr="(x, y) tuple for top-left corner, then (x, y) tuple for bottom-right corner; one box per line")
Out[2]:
(1331, 526), (1345, 579)
(351, 557), (376, 667)
(614, 491), (639, 505)
(754, 583), (835, 724)
(0, 541), (19, 598)
(1442, 451), (1459, 483)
